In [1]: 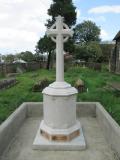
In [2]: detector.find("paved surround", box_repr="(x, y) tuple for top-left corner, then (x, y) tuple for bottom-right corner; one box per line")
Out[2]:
(0, 117), (115, 160)
(0, 102), (120, 159)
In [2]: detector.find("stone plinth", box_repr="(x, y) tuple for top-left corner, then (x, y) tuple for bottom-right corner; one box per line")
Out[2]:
(40, 82), (79, 141)
(33, 82), (86, 150)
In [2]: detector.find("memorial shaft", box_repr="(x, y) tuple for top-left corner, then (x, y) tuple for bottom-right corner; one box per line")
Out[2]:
(56, 17), (64, 82)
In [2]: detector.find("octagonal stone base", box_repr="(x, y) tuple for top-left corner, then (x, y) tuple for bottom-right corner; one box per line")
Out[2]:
(33, 120), (86, 151)
(40, 120), (80, 142)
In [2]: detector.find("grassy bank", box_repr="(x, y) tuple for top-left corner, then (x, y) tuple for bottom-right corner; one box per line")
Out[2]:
(0, 67), (120, 125)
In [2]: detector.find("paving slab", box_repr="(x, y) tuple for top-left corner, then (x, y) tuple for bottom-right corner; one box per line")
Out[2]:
(1, 117), (115, 160)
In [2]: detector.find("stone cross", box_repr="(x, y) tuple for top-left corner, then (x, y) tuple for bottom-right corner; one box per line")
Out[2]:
(33, 16), (86, 149)
(46, 15), (73, 82)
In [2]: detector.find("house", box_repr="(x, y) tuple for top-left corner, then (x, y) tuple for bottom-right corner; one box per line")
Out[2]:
(110, 31), (120, 74)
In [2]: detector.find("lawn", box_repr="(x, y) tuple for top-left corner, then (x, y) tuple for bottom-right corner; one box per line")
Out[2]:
(0, 67), (120, 125)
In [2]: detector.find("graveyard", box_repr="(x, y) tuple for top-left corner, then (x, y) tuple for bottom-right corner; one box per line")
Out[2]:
(0, 67), (120, 126)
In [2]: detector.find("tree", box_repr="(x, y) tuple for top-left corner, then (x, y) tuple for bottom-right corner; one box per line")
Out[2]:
(75, 44), (88, 61)
(74, 20), (101, 44)
(36, 0), (76, 70)
(35, 35), (55, 69)
(86, 41), (102, 62)
(75, 42), (102, 62)
(100, 43), (115, 62)
(4, 54), (15, 63)
(16, 51), (35, 62)
(47, 0), (76, 27)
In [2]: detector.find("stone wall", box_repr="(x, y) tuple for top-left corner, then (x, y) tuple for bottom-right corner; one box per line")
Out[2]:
(73, 62), (102, 71)
(0, 62), (47, 75)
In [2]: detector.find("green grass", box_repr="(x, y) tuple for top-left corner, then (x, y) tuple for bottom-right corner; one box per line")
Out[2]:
(0, 67), (120, 125)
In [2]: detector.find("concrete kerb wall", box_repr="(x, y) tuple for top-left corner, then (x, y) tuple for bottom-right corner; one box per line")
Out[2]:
(0, 103), (27, 156)
(96, 102), (120, 158)
(76, 102), (96, 117)
(26, 102), (43, 117)
(0, 102), (120, 158)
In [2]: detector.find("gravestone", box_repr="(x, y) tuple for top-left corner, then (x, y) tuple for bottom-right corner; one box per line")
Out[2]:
(33, 16), (86, 150)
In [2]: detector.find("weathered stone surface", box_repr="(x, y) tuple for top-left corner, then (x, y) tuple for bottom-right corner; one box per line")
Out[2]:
(74, 79), (86, 93)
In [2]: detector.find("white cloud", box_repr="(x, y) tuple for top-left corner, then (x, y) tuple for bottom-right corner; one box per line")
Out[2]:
(0, 13), (9, 20)
(76, 9), (81, 19)
(100, 29), (109, 40)
(0, 0), (51, 54)
(89, 5), (120, 14)
(0, 28), (38, 42)
(1, 0), (24, 5)
(76, 9), (81, 23)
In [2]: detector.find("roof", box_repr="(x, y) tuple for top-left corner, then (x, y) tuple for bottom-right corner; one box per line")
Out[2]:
(113, 30), (120, 40)
(0, 62), (4, 64)
(13, 59), (27, 64)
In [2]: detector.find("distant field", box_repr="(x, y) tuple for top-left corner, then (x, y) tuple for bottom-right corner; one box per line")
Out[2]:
(0, 67), (120, 125)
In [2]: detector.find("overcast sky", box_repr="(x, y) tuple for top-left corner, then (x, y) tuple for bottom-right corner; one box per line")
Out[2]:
(0, 0), (120, 54)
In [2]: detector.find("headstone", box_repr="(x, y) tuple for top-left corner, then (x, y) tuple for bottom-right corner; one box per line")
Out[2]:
(33, 16), (86, 150)
(75, 79), (86, 93)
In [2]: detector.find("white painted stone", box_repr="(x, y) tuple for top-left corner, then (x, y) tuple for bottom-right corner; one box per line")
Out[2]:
(41, 16), (78, 131)
(43, 94), (77, 129)
(33, 16), (86, 150)
(42, 82), (77, 96)
(46, 16), (73, 82)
